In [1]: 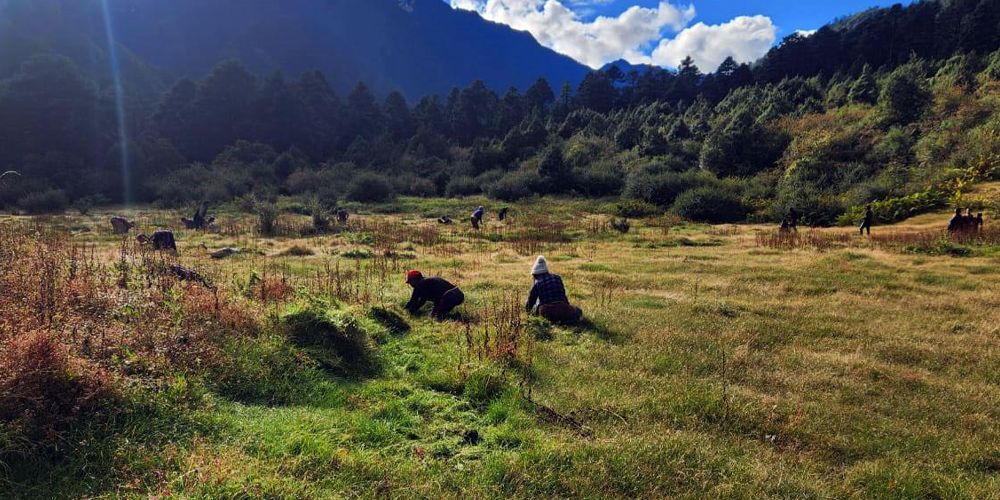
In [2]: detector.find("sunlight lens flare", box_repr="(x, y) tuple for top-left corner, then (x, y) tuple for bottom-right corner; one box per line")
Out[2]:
(100, 0), (130, 206)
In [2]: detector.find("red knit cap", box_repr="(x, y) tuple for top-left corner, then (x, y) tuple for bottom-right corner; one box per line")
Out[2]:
(405, 270), (423, 283)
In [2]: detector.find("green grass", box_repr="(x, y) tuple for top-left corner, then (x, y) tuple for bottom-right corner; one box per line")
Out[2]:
(4, 200), (1000, 498)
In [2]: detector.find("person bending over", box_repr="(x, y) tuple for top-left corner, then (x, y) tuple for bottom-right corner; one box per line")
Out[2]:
(404, 270), (464, 321)
(471, 206), (485, 230)
(525, 256), (582, 325)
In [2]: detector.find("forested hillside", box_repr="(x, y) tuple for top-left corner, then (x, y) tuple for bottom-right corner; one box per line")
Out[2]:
(2, 0), (1000, 225)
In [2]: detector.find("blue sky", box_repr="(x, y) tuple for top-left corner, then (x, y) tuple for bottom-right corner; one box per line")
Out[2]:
(445, 0), (908, 71)
(567, 0), (900, 35)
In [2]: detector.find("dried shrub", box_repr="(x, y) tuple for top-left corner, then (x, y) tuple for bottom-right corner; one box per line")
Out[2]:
(0, 332), (116, 455)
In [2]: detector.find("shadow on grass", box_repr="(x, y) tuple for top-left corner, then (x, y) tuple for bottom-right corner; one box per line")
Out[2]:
(570, 317), (623, 344)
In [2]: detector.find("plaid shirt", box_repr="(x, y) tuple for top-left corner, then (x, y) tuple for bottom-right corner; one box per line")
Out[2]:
(526, 273), (568, 311)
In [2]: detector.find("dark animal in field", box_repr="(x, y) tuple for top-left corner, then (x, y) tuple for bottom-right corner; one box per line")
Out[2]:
(438, 216), (453, 225)
(110, 216), (135, 235)
(181, 202), (214, 229)
(498, 207), (509, 221)
(610, 218), (630, 234)
(170, 264), (213, 289)
(337, 208), (349, 224)
(138, 230), (177, 251)
(779, 220), (791, 233)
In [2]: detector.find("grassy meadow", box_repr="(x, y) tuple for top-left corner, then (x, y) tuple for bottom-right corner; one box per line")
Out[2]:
(2, 196), (1000, 499)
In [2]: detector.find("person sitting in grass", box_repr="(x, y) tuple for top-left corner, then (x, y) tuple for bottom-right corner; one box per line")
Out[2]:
(404, 270), (464, 321)
(525, 256), (582, 325)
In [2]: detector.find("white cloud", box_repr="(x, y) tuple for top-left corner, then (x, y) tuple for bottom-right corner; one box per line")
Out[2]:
(449, 1), (778, 72)
(651, 15), (776, 71)
(450, 0), (696, 69)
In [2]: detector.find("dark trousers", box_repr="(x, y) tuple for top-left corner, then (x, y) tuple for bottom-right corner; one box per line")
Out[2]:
(538, 302), (583, 325)
(859, 222), (871, 235)
(471, 217), (481, 230)
(433, 288), (465, 320)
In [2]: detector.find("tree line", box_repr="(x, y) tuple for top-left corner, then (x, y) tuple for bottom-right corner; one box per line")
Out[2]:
(2, 0), (1000, 224)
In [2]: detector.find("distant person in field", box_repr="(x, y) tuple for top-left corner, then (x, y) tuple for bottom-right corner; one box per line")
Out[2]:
(437, 215), (453, 225)
(788, 208), (799, 231)
(471, 206), (484, 230)
(948, 208), (965, 233)
(498, 207), (509, 221)
(859, 205), (873, 235)
(977, 213), (985, 231)
(404, 270), (464, 321)
(525, 256), (582, 325)
(337, 208), (349, 224)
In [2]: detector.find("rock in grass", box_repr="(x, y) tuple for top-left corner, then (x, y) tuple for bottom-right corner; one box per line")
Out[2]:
(211, 247), (241, 259)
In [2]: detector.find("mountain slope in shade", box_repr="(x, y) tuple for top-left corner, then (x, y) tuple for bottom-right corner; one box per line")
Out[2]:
(102, 0), (590, 99)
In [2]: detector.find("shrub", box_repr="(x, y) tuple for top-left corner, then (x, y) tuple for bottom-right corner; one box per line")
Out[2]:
(612, 199), (660, 218)
(281, 304), (379, 377)
(836, 189), (948, 226)
(284, 168), (321, 195)
(575, 161), (624, 197)
(0, 333), (115, 455)
(445, 176), (480, 197)
(623, 169), (716, 207)
(17, 189), (68, 215)
(394, 175), (436, 197)
(487, 170), (542, 202)
(252, 196), (279, 236)
(346, 172), (394, 203)
(72, 196), (94, 215)
(672, 187), (748, 223)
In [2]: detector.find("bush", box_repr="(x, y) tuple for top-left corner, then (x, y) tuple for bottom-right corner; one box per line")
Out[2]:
(393, 175), (436, 197)
(487, 170), (542, 202)
(575, 161), (624, 197)
(252, 196), (279, 236)
(346, 172), (394, 203)
(17, 189), (68, 215)
(0, 333), (115, 455)
(445, 176), (480, 197)
(623, 169), (716, 207)
(612, 199), (661, 218)
(281, 304), (379, 377)
(671, 187), (748, 223)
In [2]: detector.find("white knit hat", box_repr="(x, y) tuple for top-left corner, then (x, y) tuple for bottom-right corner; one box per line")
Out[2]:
(531, 256), (549, 275)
